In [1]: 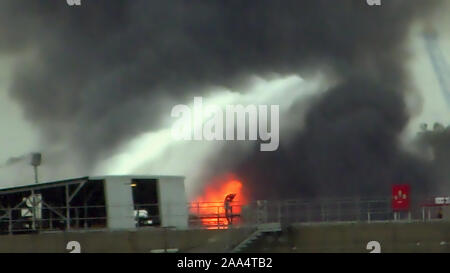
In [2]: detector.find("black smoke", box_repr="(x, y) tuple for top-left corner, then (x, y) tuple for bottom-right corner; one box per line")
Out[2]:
(0, 0), (445, 198)
(222, 79), (438, 200)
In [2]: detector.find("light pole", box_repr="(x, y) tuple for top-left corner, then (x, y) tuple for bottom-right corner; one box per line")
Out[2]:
(30, 153), (41, 184)
(30, 153), (42, 230)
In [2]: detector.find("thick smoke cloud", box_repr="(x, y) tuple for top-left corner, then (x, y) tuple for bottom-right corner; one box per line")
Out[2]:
(222, 79), (437, 200)
(0, 0), (445, 198)
(417, 125), (450, 193)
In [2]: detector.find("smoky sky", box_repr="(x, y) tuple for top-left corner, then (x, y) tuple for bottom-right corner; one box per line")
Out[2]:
(0, 0), (446, 198)
(218, 79), (438, 200)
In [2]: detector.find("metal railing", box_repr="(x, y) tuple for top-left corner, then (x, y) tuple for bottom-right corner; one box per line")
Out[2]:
(187, 201), (245, 229)
(241, 198), (449, 226)
(0, 203), (160, 234)
(0, 198), (446, 234)
(0, 205), (108, 234)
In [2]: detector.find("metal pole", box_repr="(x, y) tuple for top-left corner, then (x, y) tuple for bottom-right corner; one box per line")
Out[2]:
(8, 207), (12, 235)
(34, 166), (38, 184)
(31, 189), (36, 230)
(75, 207), (79, 228)
(49, 211), (53, 230)
(217, 206), (220, 229)
(32, 165), (38, 230)
(65, 185), (70, 230)
(84, 203), (88, 229)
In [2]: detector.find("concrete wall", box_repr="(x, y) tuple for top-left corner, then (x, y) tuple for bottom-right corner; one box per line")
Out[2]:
(1, 222), (450, 253)
(0, 228), (253, 253)
(246, 222), (450, 253)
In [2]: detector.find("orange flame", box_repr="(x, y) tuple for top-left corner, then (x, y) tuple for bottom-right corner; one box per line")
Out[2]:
(190, 175), (247, 229)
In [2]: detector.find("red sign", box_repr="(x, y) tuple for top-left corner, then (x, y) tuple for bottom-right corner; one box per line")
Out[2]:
(392, 184), (410, 211)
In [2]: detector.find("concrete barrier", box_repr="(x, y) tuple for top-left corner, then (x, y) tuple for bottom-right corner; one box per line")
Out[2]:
(0, 227), (254, 253)
(1, 222), (449, 253)
(245, 222), (450, 253)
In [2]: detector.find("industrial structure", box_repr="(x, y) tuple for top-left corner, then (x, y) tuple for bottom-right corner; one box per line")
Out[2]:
(0, 175), (448, 252)
(0, 158), (447, 252)
(0, 175), (188, 234)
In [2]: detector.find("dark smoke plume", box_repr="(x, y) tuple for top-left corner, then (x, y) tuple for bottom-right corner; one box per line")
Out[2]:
(416, 124), (450, 193)
(0, 0), (445, 198)
(0, 155), (27, 167)
(221, 79), (438, 200)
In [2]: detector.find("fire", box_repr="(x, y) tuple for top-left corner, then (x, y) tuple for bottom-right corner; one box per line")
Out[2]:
(190, 175), (247, 229)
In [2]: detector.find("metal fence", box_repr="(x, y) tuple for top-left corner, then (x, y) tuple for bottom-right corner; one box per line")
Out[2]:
(0, 203), (161, 234)
(188, 198), (449, 230)
(187, 201), (247, 229)
(241, 198), (448, 226)
(0, 205), (107, 234)
(0, 198), (446, 234)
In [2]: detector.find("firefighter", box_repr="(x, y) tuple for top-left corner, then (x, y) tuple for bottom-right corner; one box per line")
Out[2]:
(224, 193), (236, 225)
